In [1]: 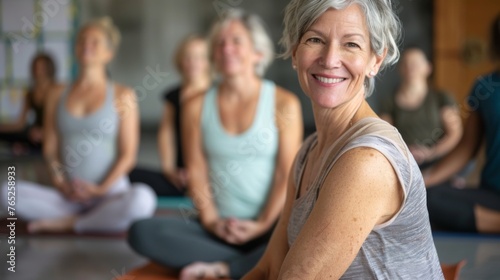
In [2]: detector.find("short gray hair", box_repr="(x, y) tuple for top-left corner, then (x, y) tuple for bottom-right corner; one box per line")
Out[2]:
(280, 0), (402, 96)
(208, 9), (274, 77)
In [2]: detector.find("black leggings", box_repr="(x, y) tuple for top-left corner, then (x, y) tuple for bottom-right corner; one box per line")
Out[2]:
(128, 167), (184, 197)
(427, 185), (500, 232)
(0, 129), (42, 151)
(127, 216), (272, 279)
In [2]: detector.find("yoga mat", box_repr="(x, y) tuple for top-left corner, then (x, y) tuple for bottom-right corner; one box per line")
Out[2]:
(116, 262), (230, 280)
(120, 261), (463, 280)
(157, 197), (193, 210)
(0, 219), (127, 239)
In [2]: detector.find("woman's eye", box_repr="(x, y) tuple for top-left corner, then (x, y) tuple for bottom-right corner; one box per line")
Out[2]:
(306, 37), (322, 44)
(233, 37), (242, 45)
(346, 42), (360, 48)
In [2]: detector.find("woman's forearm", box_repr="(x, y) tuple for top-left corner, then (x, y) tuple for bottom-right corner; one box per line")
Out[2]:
(97, 153), (135, 192)
(158, 103), (178, 176)
(429, 107), (463, 160)
(188, 172), (220, 229)
(256, 171), (288, 229)
(424, 111), (482, 186)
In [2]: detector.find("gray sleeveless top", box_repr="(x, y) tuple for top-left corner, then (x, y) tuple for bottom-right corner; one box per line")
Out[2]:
(288, 117), (444, 279)
(57, 82), (119, 184)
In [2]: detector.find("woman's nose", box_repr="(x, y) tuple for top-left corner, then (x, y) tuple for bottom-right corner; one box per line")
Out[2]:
(319, 43), (341, 69)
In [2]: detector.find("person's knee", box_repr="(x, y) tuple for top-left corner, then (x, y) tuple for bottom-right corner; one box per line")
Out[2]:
(127, 218), (154, 254)
(426, 187), (448, 216)
(128, 184), (157, 219)
(426, 187), (476, 231)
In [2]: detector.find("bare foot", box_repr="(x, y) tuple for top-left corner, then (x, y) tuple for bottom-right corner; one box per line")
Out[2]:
(28, 216), (77, 233)
(179, 262), (230, 280)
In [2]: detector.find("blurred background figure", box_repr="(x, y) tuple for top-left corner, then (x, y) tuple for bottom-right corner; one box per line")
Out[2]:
(128, 9), (302, 280)
(0, 17), (156, 234)
(129, 34), (211, 196)
(424, 14), (500, 234)
(380, 48), (463, 168)
(0, 53), (58, 156)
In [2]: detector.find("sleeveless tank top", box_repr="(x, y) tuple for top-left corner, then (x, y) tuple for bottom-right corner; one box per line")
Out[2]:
(57, 82), (120, 184)
(201, 80), (279, 219)
(27, 88), (44, 127)
(288, 117), (444, 279)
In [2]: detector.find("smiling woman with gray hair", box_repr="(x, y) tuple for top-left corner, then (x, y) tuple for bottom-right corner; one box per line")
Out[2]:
(243, 0), (444, 279)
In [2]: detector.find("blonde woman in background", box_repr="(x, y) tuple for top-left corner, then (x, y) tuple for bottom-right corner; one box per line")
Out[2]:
(129, 35), (211, 196)
(0, 17), (156, 233)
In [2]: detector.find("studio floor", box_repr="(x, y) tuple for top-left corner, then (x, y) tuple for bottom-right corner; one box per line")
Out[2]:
(0, 131), (499, 280)
(1, 234), (500, 280)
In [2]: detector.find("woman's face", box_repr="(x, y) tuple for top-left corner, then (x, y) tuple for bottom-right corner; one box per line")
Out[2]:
(213, 20), (262, 78)
(34, 59), (50, 80)
(76, 26), (113, 67)
(292, 5), (384, 108)
(181, 39), (209, 80)
(399, 50), (431, 81)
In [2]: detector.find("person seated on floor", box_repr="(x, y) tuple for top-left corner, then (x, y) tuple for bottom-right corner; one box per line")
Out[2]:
(424, 13), (500, 234)
(379, 47), (462, 169)
(129, 34), (211, 196)
(0, 53), (59, 155)
(127, 9), (303, 280)
(244, 0), (444, 279)
(0, 17), (156, 233)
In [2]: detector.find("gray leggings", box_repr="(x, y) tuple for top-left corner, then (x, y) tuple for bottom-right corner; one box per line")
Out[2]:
(127, 216), (272, 279)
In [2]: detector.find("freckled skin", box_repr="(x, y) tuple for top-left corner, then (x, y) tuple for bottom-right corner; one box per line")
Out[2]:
(243, 5), (402, 280)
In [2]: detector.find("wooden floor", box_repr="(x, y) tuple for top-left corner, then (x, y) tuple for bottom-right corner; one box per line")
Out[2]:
(1, 132), (499, 280)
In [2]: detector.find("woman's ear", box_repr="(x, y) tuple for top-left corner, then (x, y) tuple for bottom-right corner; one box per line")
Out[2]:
(105, 49), (115, 64)
(254, 50), (264, 64)
(291, 46), (298, 70)
(368, 48), (388, 77)
(427, 62), (433, 76)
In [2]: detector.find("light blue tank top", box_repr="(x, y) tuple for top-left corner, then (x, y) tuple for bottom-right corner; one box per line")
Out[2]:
(57, 82), (119, 184)
(201, 80), (279, 219)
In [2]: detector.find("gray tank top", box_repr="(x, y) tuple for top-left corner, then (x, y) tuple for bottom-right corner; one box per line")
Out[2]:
(288, 117), (444, 279)
(57, 82), (119, 184)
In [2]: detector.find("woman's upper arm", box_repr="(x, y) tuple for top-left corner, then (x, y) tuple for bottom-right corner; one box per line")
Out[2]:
(115, 86), (139, 166)
(158, 102), (175, 136)
(278, 147), (401, 280)
(458, 110), (484, 158)
(182, 96), (207, 179)
(158, 102), (176, 168)
(17, 93), (31, 126)
(181, 96), (216, 223)
(275, 87), (303, 173)
(246, 158), (298, 280)
(440, 106), (462, 137)
(43, 85), (64, 160)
